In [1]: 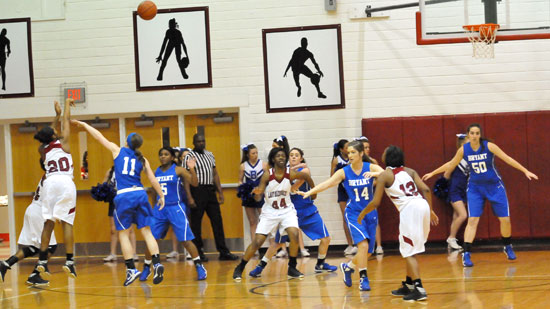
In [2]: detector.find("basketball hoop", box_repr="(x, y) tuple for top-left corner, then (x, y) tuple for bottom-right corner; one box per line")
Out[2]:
(463, 24), (500, 58)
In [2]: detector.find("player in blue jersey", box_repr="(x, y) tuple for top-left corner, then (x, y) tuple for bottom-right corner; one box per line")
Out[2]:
(423, 123), (538, 267)
(330, 139), (356, 256)
(442, 134), (469, 250)
(301, 141), (384, 291)
(248, 148), (337, 277)
(140, 147), (207, 281)
(72, 120), (166, 286)
(238, 143), (267, 240)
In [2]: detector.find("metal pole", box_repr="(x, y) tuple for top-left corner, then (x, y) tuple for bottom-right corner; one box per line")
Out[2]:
(366, 0), (459, 16)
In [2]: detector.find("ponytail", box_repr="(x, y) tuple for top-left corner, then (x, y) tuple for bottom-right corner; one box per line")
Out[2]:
(273, 135), (289, 154)
(127, 133), (145, 163)
(240, 143), (256, 163)
(333, 139), (348, 158)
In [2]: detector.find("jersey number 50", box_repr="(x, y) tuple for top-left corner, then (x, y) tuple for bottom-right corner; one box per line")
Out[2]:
(353, 187), (369, 202)
(471, 162), (487, 174)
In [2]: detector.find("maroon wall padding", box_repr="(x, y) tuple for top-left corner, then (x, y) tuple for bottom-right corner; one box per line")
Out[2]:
(485, 113), (531, 238)
(362, 118), (403, 242)
(363, 111), (548, 241)
(402, 117), (447, 240)
(526, 111), (550, 237)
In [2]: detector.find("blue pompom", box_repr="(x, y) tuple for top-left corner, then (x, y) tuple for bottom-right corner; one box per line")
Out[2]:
(433, 176), (449, 201)
(91, 182), (117, 203)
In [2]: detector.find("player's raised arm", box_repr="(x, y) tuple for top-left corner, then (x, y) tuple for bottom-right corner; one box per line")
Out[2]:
(488, 142), (538, 180)
(290, 169), (316, 200)
(251, 172), (270, 201)
(411, 168), (439, 226)
(144, 158), (164, 210)
(60, 98), (75, 152)
(177, 157), (198, 187)
(72, 119), (120, 158)
(299, 169), (345, 199)
(358, 170), (390, 223)
(52, 101), (61, 131)
(422, 147), (464, 181)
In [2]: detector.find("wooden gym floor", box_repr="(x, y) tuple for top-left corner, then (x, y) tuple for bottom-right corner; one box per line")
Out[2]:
(1, 245), (549, 308)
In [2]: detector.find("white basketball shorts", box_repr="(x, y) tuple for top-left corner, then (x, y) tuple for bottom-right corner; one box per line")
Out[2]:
(398, 199), (430, 258)
(42, 174), (77, 225)
(256, 207), (299, 237)
(18, 202), (57, 248)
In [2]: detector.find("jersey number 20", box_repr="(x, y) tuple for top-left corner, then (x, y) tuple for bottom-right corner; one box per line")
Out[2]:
(47, 157), (70, 173)
(353, 187), (369, 201)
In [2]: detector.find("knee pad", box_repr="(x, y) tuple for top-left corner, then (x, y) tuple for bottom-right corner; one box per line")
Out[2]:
(22, 246), (38, 258)
(48, 245), (58, 255)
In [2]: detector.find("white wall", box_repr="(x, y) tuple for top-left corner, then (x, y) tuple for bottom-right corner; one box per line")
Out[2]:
(1, 0), (549, 245)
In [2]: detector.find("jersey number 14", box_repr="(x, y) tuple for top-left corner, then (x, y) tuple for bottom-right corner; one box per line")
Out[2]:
(353, 187), (369, 201)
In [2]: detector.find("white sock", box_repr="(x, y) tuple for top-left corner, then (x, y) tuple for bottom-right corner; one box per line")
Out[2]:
(144, 259), (152, 265)
(318, 254), (326, 260)
(192, 257), (200, 262)
(348, 261), (356, 269)
(261, 256), (269, 263)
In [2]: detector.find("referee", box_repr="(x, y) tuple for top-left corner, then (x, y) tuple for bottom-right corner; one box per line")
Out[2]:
(184, 134), (238, 261)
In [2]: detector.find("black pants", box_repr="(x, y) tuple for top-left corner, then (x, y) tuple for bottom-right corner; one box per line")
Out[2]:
(189, 185), (230, 255)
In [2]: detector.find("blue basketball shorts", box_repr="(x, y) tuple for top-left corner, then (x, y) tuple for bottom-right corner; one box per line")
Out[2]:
(150, 203), (194, 242)
(275, 211), (329, 243)
(345, 207), (377, 253)
(467, 181), (509, 218)
(113, 190), (153, 231)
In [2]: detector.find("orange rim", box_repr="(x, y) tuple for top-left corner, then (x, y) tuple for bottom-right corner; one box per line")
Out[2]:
(463, 23), (500, 32)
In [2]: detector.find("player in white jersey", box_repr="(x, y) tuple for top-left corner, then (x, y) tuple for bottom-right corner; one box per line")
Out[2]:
(232, 147), (315, 281)
(358, 145), (439, 302)
(0, 171), (57, 286)
(32, 99), (77, 279)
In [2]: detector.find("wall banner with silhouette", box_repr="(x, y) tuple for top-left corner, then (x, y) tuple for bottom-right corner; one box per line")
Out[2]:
(262, 24), (345, 113)
(133, 7), (212, 91)
(0, 18), (34, 99)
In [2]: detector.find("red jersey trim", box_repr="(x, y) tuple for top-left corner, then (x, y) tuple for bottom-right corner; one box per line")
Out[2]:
(44, 141), (63, 154)
(68, 207), (76, 214)
(392, 167), (405, 175)
(269, 167), (289, 184)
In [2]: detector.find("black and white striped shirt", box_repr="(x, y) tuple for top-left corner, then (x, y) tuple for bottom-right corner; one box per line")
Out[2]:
(185, 150), (216, 185)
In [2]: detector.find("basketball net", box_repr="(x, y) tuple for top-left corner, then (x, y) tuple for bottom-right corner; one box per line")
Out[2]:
(463, 24), (500, 58)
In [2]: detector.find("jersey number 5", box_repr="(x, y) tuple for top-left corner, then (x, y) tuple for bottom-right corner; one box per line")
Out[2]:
(160, 183), (168, 195)
(353, 187), (369, 202)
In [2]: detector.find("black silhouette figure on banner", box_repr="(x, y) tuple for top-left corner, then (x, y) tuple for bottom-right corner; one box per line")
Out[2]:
(0, 28), (11, 91)
(156, 18), (189, 81)
(284, 37), (326, 99)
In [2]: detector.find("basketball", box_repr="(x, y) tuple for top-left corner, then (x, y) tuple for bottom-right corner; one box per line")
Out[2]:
(137, 1), (157, 20)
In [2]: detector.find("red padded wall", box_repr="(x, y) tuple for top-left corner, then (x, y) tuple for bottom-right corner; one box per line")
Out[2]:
(526, 111), (550, 237)
(363, 111), (548, 241)
(362, 118), (403, 242)
(402, 117), (447, 240)
(485, 113), (530, 238)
